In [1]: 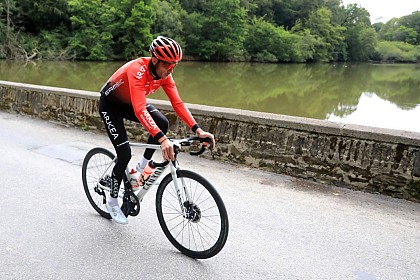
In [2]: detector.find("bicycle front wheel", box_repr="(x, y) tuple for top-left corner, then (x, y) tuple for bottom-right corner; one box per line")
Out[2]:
(156, 170), (229, 259)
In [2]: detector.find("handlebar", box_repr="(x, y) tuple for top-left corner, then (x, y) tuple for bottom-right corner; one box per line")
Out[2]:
(148, 136), (214, 168)
(185, 136), (213, 156)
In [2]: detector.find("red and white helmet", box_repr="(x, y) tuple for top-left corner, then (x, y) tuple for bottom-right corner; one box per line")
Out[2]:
(149, 36), (183, 63)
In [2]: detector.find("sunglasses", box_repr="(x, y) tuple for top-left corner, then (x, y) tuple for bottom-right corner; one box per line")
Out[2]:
(158, 60), (178, 70)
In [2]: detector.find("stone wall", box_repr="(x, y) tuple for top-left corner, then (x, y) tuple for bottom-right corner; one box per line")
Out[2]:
(1, 81), (419, 202)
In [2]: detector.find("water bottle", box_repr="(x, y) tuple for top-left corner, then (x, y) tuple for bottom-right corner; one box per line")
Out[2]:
(129, 168), (139, 189)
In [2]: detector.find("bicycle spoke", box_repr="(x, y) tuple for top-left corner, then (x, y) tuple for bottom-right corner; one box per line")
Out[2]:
(83, 148), (113, 219)
(161, 178), (221, 251)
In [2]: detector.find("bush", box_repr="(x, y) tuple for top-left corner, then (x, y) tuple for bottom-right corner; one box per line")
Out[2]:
(374, 41), (419, 62)
(244, 18), (304, 62)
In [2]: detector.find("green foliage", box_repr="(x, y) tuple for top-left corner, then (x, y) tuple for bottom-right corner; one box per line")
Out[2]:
(151, 0), (186, 45)
(67, 0), (114, 60)
(178, 0), (209, 14)
(245, 18), (303, 62)
(342, 4), (377, 61)
(68, 0), (154, 60)
(182, 12), (204, 58)
(270, 0), (327, 29)
(0, 0), (418, 62)
(399, 11), (420, 44)
(374, 41), (420, 62)
(244, 18), (280, 62)
(116, 0), (155, 59)
(291, 27), (322, 62)
(184, 0), (247, 61)
(377, 12), (420, 45)
(38, 30), (73, 60)
(300, 7), (346, 61)
(392, 26), (418, 44)
(16, 0), (70, 34)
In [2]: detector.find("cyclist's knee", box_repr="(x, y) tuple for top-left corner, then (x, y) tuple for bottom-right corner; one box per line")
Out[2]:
(147, 104), (169, 133)
(116, 143), (132, 166)
(160, 118), (169, 133)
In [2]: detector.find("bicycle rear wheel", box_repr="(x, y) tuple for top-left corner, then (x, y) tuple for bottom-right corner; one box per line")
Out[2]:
(82, 147), (116, 219)
(156, 170), (229, 259)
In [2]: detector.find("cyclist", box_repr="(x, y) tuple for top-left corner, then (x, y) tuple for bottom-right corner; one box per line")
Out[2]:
(99, 36), (215, 224)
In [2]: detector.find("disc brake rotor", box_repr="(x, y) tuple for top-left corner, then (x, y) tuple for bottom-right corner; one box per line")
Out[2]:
(186, 203), (201, 223)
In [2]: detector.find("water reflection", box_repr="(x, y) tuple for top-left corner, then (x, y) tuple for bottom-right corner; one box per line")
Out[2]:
(329, 93), (420, 133)
(0, 60), (419, 132)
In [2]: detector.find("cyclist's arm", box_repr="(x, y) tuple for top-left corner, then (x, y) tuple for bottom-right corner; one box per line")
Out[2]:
(128, 62), (165, 141)
(162, 77), (216, 148)
(162, 76), (199, 131)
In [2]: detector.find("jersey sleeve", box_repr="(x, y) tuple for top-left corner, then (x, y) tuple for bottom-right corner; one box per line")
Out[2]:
(127, 62), (164, 139)
(162, 76), (198, 130)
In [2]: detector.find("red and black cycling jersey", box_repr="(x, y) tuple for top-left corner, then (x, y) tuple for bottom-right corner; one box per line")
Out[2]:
(100, 57), (198, 139)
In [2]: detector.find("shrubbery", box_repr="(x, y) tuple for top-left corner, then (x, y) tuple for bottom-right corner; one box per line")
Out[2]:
(373, 41), (420, 62)
(0, 0), (418, 63)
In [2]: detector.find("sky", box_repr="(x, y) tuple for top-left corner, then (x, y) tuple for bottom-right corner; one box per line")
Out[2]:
(341, 0), (420, 23)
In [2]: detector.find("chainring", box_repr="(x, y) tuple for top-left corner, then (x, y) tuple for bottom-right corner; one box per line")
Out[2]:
(121, 191), (140, 217)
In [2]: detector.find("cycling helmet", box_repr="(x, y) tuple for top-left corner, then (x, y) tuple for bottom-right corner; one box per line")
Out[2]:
(149, 36), (183, 63)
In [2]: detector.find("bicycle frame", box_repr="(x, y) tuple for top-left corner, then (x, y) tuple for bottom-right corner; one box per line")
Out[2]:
(130, 142), (191, 207)
(97, 142), (191, 211)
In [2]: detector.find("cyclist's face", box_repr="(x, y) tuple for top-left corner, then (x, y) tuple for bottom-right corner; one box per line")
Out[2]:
(154, 59), (177, 79)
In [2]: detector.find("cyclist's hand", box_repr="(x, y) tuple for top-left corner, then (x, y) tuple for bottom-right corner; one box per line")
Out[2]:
(196, 128), (216, 149)
(160, 138), (175, 161)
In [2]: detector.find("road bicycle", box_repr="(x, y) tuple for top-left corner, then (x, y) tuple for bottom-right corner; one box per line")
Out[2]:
(81, 136), (229, 259)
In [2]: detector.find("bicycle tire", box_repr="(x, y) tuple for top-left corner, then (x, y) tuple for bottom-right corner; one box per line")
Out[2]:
(82, 147), (120, 219)
(156, 170), (229, 259)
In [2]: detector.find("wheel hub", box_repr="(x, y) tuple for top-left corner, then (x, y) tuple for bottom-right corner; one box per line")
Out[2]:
(185, 203), (201, 223)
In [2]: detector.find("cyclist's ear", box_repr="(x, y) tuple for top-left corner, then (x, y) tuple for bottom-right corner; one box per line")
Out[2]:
(151, 57), (159, 65)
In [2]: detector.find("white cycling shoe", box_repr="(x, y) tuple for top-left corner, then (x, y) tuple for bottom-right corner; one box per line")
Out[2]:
(106, 202), (128, 225)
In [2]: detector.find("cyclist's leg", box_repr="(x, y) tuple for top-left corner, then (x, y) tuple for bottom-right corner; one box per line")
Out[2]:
(136, 104), (169, 171)
(99, 96), (132, 199)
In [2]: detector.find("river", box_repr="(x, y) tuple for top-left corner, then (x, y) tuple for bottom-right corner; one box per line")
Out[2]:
(0, 60), (419, 133)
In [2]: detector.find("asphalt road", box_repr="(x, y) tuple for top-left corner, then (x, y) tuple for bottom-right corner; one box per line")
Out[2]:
(1, 111), (419, 280)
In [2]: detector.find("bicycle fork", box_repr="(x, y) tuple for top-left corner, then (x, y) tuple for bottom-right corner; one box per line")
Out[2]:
(168, 164), (194, 219)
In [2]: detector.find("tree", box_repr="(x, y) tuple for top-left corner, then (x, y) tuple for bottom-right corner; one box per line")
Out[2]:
(178, 0), (209, 14)
(68, 0), (155, 60)
(398, 11), (420, 44)
(274, 0), (326, 29)
(184, 0), (247, 61)
(303, 7), (346, 61)
(377, 12), (420, 45)
(392, 25), (418, 44)
(182, 12), (204, 58)
(291, 25), (323, 62)
(245, 17), (303, 62)
(68, 0), (115, 60)
(343, 4), (377, 61)
(151, 0), (187, 45)
(244, 17), (282, 62)
(16, 0), (70, 34)
(113, 0), (155, 59)
(0, 0), (33, 59)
